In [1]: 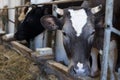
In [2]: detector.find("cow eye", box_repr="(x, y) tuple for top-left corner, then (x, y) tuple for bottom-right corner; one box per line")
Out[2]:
(62, 31), (66, 36)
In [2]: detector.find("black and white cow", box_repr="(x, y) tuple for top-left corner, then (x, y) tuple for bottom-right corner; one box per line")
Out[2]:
(40, 6), (102, 77)
(14, 4), (52, 43)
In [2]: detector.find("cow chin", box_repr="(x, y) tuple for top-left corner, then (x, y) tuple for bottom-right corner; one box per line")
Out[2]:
(69, 62), (91, 78)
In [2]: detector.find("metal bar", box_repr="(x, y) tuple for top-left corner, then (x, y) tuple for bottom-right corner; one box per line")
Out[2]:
(14, 7), (19, 32)
(101, 28), (111, 80)
(100, 0), (114, 80)
(0, 0), (84, 9)
(111, 27), (120, 36)
(18, 0), (84, 7)
(0, 8), (15, 10)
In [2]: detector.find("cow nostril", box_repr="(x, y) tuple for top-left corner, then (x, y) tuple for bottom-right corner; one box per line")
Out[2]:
(91, 31), (95, 35)
(73, 67), (77, 74)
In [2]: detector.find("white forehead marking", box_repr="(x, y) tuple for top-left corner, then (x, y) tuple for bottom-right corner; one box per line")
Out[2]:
(68, 9), (88, 37)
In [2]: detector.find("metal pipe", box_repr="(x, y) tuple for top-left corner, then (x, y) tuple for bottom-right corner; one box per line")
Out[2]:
(0, 0), (84, 9)
(14, 7), (19, 32)
(17, 0), (84, 7)
(0, 8), (15, 10)
(100, 0), (114, 80)
(111, 27), (120, 36)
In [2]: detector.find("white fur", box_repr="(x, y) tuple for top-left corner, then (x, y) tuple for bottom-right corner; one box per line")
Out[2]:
(68, 9), (87, 37)
(74, 62), (85, 73)
(26, 7), (32, 15)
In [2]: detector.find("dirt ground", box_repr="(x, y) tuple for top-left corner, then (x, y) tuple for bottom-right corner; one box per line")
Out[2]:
(0, 44), (58, 80)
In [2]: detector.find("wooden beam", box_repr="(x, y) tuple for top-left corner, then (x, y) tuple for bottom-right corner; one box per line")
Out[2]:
(47, 60), (68, 74)
(11, 41), (54, 61)
(31, 52), (54, 64)
(44, 60), (73, 80)
(11, 41), (33, 60)
(11, 41), (33, 53)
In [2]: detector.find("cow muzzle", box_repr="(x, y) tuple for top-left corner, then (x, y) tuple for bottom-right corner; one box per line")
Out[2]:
(69, 62), (90, 77)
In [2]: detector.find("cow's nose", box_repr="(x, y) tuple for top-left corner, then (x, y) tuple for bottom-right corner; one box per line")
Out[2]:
(72, 62), (90, 77)
(74, 62), (85, 74)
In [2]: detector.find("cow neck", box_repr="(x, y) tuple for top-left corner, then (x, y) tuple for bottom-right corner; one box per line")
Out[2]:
(68, 9), (88, 37)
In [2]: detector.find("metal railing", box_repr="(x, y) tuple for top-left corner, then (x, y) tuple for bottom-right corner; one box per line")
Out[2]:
(101, 0), (120, 80)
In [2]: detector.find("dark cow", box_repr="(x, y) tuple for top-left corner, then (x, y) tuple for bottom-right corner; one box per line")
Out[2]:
(81, 0), (120, 79)
(14, 4), (52, 43)
(40, 6), (102, 77)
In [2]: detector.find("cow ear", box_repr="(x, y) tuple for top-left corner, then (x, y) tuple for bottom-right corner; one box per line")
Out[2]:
(55, 8), (64, 15)
(53, 5), (64, 15)
(40, 15), (60, 31)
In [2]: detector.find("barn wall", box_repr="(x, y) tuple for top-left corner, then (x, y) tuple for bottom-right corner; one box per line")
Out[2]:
(0, 0), (8, 8)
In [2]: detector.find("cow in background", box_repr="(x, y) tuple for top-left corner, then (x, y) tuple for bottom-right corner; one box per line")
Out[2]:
(81, 0), (120, 79)
(14, 4), (52, 46)
(40, 5), (101, 77)
(0, 5), (8, 32)
(18, 2), (30, 22)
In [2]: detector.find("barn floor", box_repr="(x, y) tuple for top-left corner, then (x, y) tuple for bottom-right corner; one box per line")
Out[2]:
(0, 44), (58, 80)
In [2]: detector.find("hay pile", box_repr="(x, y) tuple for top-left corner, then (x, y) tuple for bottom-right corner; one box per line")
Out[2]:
(0, 45), (36, 80)
(0, 44), (58, 80)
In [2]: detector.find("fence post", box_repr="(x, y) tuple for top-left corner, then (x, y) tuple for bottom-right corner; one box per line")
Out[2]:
(100, 0), (114, 80)
(14, 7), (19, 32)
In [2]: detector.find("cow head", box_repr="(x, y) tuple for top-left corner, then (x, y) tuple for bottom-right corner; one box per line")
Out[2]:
(41, 5), (102, 77)
(14, 5), (52, 41)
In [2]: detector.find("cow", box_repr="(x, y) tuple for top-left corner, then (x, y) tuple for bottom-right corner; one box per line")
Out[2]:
(81, 0), (120, 79)
(14, 4), (52, 45)
(18, 2), (30, 22)
(1, 5), (8, 32)
(40, 5), (102, 77)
